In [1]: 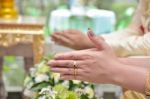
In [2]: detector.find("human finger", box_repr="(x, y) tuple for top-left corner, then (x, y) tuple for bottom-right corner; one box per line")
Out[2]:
(51, 67), (84, 76)
(87, 28), (109, 50)
(54, 51), (89, 60)
(51, 33), (73, 46)
(48, 60), (83, 69)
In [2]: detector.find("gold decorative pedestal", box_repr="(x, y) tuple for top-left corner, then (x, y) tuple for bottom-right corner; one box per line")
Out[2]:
(0, 0), (18, 19)
(0, 16), (45, 99)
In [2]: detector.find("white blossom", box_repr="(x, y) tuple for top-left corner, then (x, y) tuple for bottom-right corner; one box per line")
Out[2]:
(39, 87), (57, 99)
(75, 88), (86, 96)
(35, 74), (49, 83)
(24, 89), (36, 98)
(30, 68), (37, 77)
(51, 73), (60, 83)
(73, 80), (81, 84)
(85, 87), (94, 98)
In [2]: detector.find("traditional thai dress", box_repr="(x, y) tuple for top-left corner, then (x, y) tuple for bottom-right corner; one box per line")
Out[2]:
(106, 0), (150, 57)
(106, 0), (150, 98)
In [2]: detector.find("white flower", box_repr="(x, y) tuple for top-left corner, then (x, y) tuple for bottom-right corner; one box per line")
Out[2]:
(30, 68), (37, 77)
(51, 73), (60, 83)
(24, 89), (37, 98)
(85, 87), (94, 98)
(39, 96), (47, 99)
(26, 82), (34, 89)
(75, 88), (86, 96)
(62, 81), (69, 89)
(35, 74), (49, 83)
(39, 87), (57, 99)
(73, 80), (81, 84)
(84, 81), (89, 84)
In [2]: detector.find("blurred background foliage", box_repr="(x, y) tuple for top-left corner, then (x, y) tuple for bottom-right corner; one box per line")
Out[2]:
(16, 0), (137, 29)
(3, 0), (138, 88)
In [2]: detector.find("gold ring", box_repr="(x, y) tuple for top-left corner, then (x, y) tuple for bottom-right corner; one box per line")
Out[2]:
(73, 61), (77, 68)
(74, 68), (77, 79)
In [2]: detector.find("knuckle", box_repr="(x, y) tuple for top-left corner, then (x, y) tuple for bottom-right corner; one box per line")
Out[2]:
(82, 54), (93, 59)
(70, 55), (75, 59)
(65, 62), (71, 66)
(68, 68), (72, 73)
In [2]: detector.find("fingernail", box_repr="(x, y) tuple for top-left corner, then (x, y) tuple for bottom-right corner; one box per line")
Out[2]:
(54, 54), (63, 60)
(88, 28), (95, 37)
(51, 68), (58, 72)
(48, 60), (55, 65)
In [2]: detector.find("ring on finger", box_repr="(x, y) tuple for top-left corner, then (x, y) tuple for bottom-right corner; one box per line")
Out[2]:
(74, 68), (77, 79)
(73, 61), (77, 68)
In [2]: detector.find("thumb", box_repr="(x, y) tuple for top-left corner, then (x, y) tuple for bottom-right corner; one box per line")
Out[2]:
(87, 28), (109, 50)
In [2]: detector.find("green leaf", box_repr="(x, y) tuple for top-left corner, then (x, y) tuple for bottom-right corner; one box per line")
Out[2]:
(24, 76), (32, 86)
(53, 84), (67, 93)
(31, 82), (51, 92)
(66, 91), (78, 99)
(81, 94), (89, 99)
(53, 85), (69, 99)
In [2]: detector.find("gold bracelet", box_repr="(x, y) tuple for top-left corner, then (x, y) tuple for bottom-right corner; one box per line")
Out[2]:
(145, 70), (150, 96)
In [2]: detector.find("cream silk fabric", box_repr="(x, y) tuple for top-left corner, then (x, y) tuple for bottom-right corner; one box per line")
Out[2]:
(107, 0), (150, 57)
(111, 0), (150, 98)
(121, 91), (149, 99)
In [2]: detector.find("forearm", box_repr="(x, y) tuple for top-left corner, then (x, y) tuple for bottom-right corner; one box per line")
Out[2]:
(85, 28), (141, 49)
(112, 62), (147, 93)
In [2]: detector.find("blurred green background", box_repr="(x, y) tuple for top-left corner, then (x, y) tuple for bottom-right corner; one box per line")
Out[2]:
(3, 0), (137, 90)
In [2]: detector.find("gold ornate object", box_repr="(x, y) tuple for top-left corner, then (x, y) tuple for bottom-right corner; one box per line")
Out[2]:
(73, 61), (77, 79)
(0, 0), (18, 19)
(145, 70), (150, 96)
(0, 16), (45, 64)
(121, 71), (150, 98)
(33, 35), (44, 63)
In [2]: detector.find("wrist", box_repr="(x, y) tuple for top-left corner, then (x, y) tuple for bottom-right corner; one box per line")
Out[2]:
(109, 62), (125, 85)
(83, 36), (95, 49)
(119, 58), (131, 65)
(110, 62), (147, 92)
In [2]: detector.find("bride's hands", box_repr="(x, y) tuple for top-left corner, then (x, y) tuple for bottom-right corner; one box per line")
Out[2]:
(51, 29), (94, 50)
(48, 29), (123, 84)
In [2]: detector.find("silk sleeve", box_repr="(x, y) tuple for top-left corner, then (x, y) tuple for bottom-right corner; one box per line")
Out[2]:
(106, 33), (150, 57)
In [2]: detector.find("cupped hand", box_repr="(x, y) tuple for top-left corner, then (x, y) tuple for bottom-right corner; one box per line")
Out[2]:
(51, 29), (94, 50)
(48, 29), (122, 84)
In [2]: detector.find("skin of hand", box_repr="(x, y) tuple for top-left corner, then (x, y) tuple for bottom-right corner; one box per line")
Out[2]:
(48, 29), (147, 94)
(49, 29), (120, 84)
(120, 57), (150, 69)
(51, 29), (94, 50)
(51, 28), (139, 50)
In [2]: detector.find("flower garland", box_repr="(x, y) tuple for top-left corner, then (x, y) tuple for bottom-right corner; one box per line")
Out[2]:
(24, 56), (98, 99)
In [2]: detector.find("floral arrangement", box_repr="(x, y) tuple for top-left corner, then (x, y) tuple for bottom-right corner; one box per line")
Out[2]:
(24, 56), (98, 99)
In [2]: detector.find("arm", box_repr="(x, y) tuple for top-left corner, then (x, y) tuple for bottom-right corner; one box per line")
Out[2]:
(105, 0), (150, 57)
(88, 1), (143, 50)
(50, 29), (150, 95)
(113, 62), (147, 94)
